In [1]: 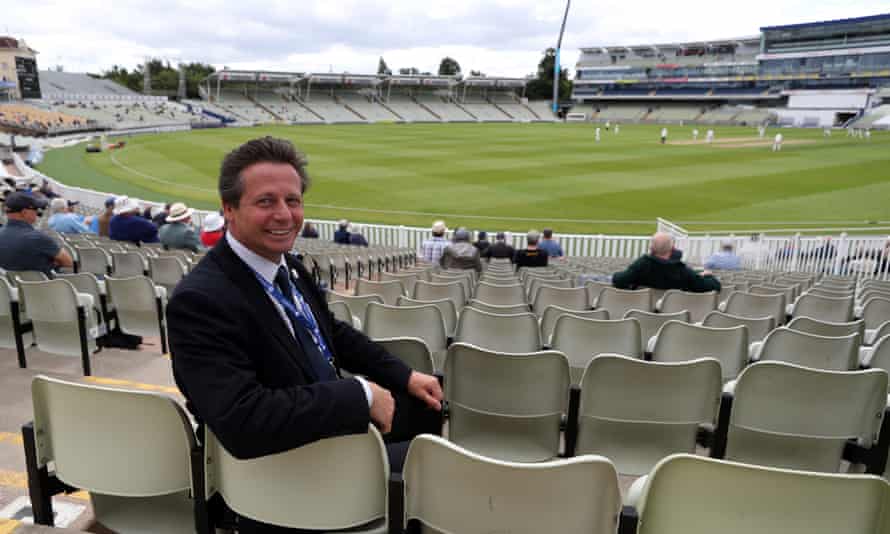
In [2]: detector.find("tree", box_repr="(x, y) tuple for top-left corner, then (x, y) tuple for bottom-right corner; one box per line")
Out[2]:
(398, 67), (420, 75)
(377, 57), (391, 75)
(99, 61), (215, 98)
(525, 47), (572, 101)
(438, 57), (461, 76)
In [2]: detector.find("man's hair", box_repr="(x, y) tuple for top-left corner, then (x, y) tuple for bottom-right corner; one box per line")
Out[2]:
(542, 228), (553, 239)
(219, 136), (310, 207)
(527, 230), (540, 245)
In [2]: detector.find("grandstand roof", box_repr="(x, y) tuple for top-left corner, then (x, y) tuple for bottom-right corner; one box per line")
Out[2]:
(580, 37), (759, 54)
(463, 77), (527, 88)
(203, 70), (302, 83)
(761, 12), (890, 32)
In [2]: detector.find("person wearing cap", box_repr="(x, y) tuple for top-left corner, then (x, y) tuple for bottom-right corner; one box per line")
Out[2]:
(513, 230), (549, 271)
(0, 192), (73, 276)
(159, 202), (201, 252)
(200, 213), (225, 247)
(440, 228), (482, 273)
(473, 230), (491, 255)
(333, 219), (350, 244)
(109, 197), (160, 244)
(704, 240), (741, 270)
(420, 220), (448, 264)
(47, 197), (90, 234)
(92, 196), (116, 237)
(482, 231), (515, 262)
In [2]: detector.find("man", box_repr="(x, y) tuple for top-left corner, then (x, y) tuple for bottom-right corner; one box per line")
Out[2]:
(612, 232), (721, 292)
(482, 231), (515, 262)
(706, 129), (715, 144)
(0, 192), (73, 276)
(47, 198), (90, 234)
(93, 196), (115, 237)
(109, 197), (159, 244)
(692, 128), (699, 141)
(514, 230), (549, 270)
(772, 133), (783, 152)
(167, 138), (442, 532)
(333, 219), (350, 244)
(704, 240), (742, 270)
(159, 202), (201, 252)
(537, 228), (564, 259)
(439, 228), (482, 273)
(152, 203), (171, 227)
(420, 220), (448, 265)
(660, 127), (668, 144)
(473, 230), (491, 255)
(348, 223), (368, 247)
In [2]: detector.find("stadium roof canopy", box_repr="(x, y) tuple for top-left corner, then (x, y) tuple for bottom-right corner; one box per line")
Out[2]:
(580, 37), (759, 54)
(761, 12), (890, 32)
(202, 69), (302, 83)
(463, 76), (528, 88)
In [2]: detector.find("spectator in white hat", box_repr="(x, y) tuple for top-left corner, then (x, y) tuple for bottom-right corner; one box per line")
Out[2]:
(159, 202), (201, 252)
(110, 197), (159, 244)
(201, 213), (225, 247)
(420, 220), (448, 264)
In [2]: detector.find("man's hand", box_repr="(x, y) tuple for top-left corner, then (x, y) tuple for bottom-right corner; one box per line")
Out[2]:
(407, 371), (443, 411)
(368, 381), (395, 434)
(702, 270), (713, 276)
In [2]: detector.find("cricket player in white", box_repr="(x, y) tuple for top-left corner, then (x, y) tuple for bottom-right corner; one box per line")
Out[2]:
(706, 129), (715, 144)
(595, 127), (601, 142)
(692, 129), (699, 141)
(660, 127), (668, 144)
(773, 133), (784, 151)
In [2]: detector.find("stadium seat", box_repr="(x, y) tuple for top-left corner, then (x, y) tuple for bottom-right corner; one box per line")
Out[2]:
(540, 306), (609, 347)
(751, 328), (859, 371)
(596, 288), (653, 319)
(531, 286), (589, 318)
(327, 300), (354, 327)
(111, 250), (148, 277)
(465, 299), (531, 315)
(786, 316), (865, 340)
(149, 255), (188, 296)
(650, 321), (748, 382)
(363, 302), (447, 370)
(397, 295), (457, 338)
(473, 281), (527, 306)
(624, 309), (690, 354)
(371, 337), (435, 375)
(355, 279), (405, 306)
(379, 271), (421, 296)
(720, 291), (786, 326)
(0, 276), (32, 368)
(861, 297), (890, 343)
(105, 275), (168, 354)
(454, 307), (541, 354)
(701, 310), (775, 343)
(656, 290), (718, 322)
(550, 316), (642, 385)
(74, 246), (111, 277)
(789, 293), (854, 323)
(327, 292), (384, 330)
(413, 280), (466, 312)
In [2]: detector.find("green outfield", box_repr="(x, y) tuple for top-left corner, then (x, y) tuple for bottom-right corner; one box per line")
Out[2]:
(36, 122), (890, 235)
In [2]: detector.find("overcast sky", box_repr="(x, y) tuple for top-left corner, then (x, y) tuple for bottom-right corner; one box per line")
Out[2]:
(7, 1), (890, 78)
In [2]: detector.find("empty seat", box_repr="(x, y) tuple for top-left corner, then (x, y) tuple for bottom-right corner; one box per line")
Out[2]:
(105, 275), (168, 353)
(702, 310), (775, 343)
(540, 306), (609, 346)
(397, 295), (457, 337)
(327, 292), (384, 330)
(111, 251), (148, 277)
(657, 290), (718, 322)
(328, 300), (354, 327)
(531, 286), (588, 317)
(473, 281), (527, 306)
(790, 293), (854, 323)
(363, 302), (447, 370)
(149, 255), (188, 295)
(75, 246), (111, 277)
(465, 300), (530, 315)
(354, 278), (405, 306)
(527, 278), (573, 302)
(596, 287), (652, 319)
(379, 271), (420, 295)
(444, 343), (570, 462)
(624, 309), (690, 353)
(754, 327), (860, 371)
(0, 276), (32, 368)
(651, 321), (748, 382)
(372, 337), (435, 374)
(401, 434), (621, 534)
(413, 280), (466, 312)
(550, 316), (642, 385)
(721, 291), (785, 326)
(454, 307), (541, 354)
(786, 316), (865, 340)
(862, 297), (890, 344)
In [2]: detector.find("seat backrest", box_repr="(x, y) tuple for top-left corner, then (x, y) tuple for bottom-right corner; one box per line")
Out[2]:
(397, 295), (457, 337)
(702, 310), (775, 343)
(584, 280), (611, 307)
(205, 426), (388, 531)
(466, 299), (530, 315)
(105, 275), (163, 338)
(660, 290), (718, 322)
(727, 361), (888, 472)
(55, 272), (103, 305)
(869, 335), (890, 373)
(7, 270), (48, 285)
(18, 279), (79, 323)
(327, 300), (353, 327)
(454, 306), (541, 354)
(379, 271), (420, 295)
(758, 327), (860, 371)
(724, 290), (786, 326)
(111, 251), (146, 277)
(31, 375), (194, 496)
(624, 309), (690, 353)
(532, 286), (588, 317)
(787, 316), (865, 339)
(749, 284), (796, 304)
(413, 280), (466, 311)
(652, 321), (749, 381)
(430, 272), (471, 302)
(540, 306), (609, 346)
(327, 292), (383, 327)
(862, 297), (890, 331)
(550, 316), (642, 385)
(371, 337), (434, 374)
(75, 246), (110, 277)
(636, 453), (890, 534)
(403, 435), (621, 534)
(474, 281), (527, 306)
(354, 278), (405, 305)
(578, 355), (722, 475)
(363, 302), (447, 354)
(792, 293), (854, 323)
(527, 278), (573, 303)
(148, 256), (187, 293)
(809, 286), (855, 299)
(444, 343), (569, 462)
(597, 287), (653, 318)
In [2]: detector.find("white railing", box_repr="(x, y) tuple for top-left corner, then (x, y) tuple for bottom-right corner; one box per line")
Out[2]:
(23, 159), (890, 281)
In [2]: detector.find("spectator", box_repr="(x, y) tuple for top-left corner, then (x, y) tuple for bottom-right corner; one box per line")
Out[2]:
(513, 230), (549, 270)
(420, 220), (449, 265)
(0, 192), (73, 276)
(482, 231), (515, 262)
(47, 198), (90, 234)
(440, 228), (482, 273)
(301, 222), (319, 238)
(537, 228), (564, 259)
(152, 203), (171, 227)
(38, 179), (59, 199)
(110, 197), (159, 244)
(704, 240), (742, 270)
(92, 196), (115, 237)
(200, 213), (225, 248)
(805, 236), (837, 262)
(159, 202), (201, 252)
(333, 219), (351, 244)
(348, 223), (369, 247)
(612, 232), (720, 292)
(473, 230), (491, 255)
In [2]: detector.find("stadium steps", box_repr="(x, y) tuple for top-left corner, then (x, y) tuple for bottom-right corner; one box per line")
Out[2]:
(341, 102), (368, 121)
(453, 100), (479, 121)
(525, 103), (543, 120)
(413, 97), (442, 121)
(247, 95), (285, 121)
(378, 100), (404, 121)
(293, 99), (326, 122)
(489, 99), (515, 120)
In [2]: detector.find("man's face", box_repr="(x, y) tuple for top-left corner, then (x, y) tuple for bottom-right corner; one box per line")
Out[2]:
(224, 161), (304, 262)
(22, 207), (39, 224)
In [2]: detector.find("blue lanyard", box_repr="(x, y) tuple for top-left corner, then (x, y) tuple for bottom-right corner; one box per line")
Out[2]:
(252, 267), (334, 363)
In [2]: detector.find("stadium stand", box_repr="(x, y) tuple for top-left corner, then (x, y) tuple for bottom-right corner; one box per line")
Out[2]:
(414, 93), (476, 122)
(37, 70), (141, 99)
(382, 95), (441, 122)
(0, 103), (92, 134)
(301, 94), (365, 123)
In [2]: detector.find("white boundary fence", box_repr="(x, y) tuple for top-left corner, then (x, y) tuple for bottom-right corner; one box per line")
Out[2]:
(14, 153), (890, 281)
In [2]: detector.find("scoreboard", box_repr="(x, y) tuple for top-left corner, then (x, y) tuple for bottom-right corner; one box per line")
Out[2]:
(15, 57), (41, 99)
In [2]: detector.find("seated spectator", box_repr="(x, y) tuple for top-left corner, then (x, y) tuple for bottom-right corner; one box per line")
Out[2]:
(514, 230), (549, 270)
(420, 220), (449, 264)
(704, 240), (741, 270)
(47, 198), (90, 234)
(0, 192), (73, 276)
(159, 202), (201, 252)
(537, 228), (564, 259)
(473, 230), (491, 255)
(39, 179), (59, 199)
(805, 236), (836, 262)
(348, 223), (369, 246)
(333, 219), (351, 244)
(152, 203), (171, 227)
(110, 197), (159, 244)
(91, 196), (115, 237)
(200, 213), (225, 248)
(440, 228), (482, 273)
(301, 222), (319, 238)
(482, 231), (515, 262)
(612, 232), (720, 292)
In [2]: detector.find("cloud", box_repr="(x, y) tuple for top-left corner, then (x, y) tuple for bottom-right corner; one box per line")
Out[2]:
(6, 0), (889, 77)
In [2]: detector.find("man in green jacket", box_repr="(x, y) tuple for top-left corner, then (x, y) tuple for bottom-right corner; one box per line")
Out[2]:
(159, 202), (202, 253)
(612, 232), (720, 292)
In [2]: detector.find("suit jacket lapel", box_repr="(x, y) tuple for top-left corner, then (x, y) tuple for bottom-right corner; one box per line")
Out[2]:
(210, 239), (317, 380)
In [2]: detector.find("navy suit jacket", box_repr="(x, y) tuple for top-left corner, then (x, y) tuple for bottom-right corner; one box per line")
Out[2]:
(167, 237), (412, 459)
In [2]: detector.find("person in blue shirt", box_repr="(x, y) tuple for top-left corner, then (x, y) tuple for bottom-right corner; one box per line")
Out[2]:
(109, 197), (159, 244)
(47, 198), (91, 234)
(537, 228), (564, 259)
(704, 240), (742, 271)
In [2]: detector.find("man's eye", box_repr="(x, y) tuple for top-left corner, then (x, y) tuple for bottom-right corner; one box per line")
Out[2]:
(257, 198), (272, 206)
(287, 198), (302, 206)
